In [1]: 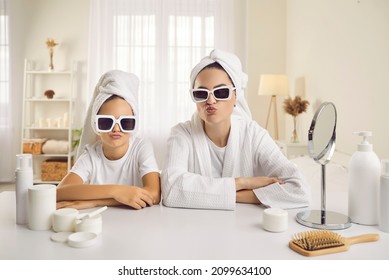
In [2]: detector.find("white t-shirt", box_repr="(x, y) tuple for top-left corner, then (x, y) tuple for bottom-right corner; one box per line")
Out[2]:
(71, 137), (159, 186)
(206, 136), (225, 178)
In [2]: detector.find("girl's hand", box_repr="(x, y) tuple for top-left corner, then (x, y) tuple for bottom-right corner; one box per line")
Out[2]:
(235, 176), (284, 191)
(56, 200), (100, 210)
(113, 186), (154, 210)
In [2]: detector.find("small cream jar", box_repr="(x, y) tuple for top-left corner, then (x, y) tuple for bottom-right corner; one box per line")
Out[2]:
(75, 214), (102, 235)
(52, 208), (79, 232)
(262, 208), (288, 232)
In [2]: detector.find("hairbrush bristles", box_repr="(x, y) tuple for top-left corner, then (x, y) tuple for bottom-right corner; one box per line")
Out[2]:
(292, 230), (345, 251)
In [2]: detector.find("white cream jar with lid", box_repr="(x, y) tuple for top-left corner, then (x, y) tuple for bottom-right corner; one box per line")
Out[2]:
(75, 214), (102, 235)
(52, 208), (79, 232)
(262, 208), (288, 232)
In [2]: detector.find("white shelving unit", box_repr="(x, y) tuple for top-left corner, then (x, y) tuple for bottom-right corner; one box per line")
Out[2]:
(21, 59), (78, 183)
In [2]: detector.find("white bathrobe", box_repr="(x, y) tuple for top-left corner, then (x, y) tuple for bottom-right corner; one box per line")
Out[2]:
(161, 113), (310, 210)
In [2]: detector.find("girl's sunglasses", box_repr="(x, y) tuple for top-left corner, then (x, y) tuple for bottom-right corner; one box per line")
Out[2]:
(95, 115), (137, 133)
(190, 86), (235, 103)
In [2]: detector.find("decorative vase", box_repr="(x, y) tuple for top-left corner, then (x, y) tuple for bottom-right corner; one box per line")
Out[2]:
(46, 39), (58, 71)
(48, 48), (54, 71)
(291, 116), (299, 143)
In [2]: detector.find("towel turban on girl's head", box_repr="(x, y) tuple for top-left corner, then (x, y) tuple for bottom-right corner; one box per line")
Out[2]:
(190, 49), (252, 121)
(77, 70), (140, 158)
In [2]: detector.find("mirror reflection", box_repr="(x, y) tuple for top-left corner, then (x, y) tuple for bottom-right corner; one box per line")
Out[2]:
(308, 102), (336, 165)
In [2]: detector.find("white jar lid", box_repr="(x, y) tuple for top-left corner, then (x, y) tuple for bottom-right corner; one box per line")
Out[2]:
(51, 232), (73, 243)
(67, 232), (97, 248)
(54, 208), (79, 217)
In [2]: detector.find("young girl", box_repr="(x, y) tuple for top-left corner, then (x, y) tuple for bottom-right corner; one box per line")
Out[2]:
(161, 49), (309, 210)
(57, 70), (160, 210)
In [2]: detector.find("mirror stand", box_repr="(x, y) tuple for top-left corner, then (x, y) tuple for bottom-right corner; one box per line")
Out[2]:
(296, 102), (351, 230)
(296, 164), (351, 230)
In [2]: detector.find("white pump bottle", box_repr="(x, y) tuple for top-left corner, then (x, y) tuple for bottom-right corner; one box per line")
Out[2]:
(15, 154), (33, 225)
(348, 131), (380, 225)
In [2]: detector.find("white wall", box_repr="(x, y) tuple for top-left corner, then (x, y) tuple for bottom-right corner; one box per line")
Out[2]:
(21, 0), (90, 70)
(13, 0), (90, 129)
(246, 0), (287, 140)
(286, 0), (389, 159)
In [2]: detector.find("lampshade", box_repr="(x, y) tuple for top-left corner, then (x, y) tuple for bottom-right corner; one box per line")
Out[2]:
(258, 75), (289, 96)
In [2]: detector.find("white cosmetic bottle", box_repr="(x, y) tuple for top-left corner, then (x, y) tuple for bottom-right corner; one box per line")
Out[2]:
(15, 154), (33, 225)
(379, 159), (389, 232)
(348, 131), (380, 225)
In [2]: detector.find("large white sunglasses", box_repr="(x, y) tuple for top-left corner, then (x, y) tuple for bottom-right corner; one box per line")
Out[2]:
(95, 115), (137, 133)
(190, 85), (235, 103)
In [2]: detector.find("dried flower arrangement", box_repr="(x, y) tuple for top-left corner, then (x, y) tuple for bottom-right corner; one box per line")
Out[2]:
(283, 96), (309, 117)
(46, 38), (58, 71)
(283, 96), (310, 142)
(46, 38), (58, 49)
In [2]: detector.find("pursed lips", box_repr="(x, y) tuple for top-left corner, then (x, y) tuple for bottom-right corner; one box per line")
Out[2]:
(109, 133), (122, 139)
(206, 106), (217, 114)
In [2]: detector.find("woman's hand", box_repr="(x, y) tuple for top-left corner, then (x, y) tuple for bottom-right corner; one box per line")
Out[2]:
(235, 176), (284, 191)
(236, 190), (261, 204)
(112, 186), (154, 210)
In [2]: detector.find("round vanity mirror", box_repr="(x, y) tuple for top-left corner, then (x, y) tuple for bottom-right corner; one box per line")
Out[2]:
(308, 103), (336, 164)
(296, 102), (351, 230)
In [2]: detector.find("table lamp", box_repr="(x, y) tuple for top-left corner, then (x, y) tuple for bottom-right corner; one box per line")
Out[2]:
(258, 74), (289, 140)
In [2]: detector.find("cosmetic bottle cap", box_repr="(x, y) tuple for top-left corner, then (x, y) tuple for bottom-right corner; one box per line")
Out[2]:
(16, 154), (33, 170)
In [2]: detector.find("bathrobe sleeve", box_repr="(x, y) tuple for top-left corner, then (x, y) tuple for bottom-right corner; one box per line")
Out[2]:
(249, 122), (310, 209)
(161, 123), (236, 210)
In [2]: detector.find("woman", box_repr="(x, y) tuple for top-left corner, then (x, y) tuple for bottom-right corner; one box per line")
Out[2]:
(161, 49), (309, 210)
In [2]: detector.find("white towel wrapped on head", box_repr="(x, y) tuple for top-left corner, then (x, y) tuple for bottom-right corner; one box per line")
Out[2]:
(77, 70), (140, 158)
(190, 49), (252, 121)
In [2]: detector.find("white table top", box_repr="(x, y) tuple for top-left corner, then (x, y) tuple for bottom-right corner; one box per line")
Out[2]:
(0, 191), (388, 260)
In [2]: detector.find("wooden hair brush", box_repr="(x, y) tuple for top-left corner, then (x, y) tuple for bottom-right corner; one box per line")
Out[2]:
(289, 230), (380, 257)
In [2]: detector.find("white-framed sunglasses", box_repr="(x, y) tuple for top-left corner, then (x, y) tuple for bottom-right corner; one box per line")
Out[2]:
(190, 85), (235, 103)
(95, 115), (137, 133)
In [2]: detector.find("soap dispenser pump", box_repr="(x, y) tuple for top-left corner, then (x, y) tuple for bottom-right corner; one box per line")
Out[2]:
(348, 131), (380, 225)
